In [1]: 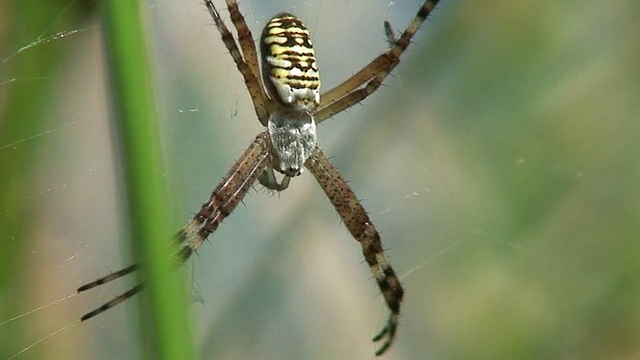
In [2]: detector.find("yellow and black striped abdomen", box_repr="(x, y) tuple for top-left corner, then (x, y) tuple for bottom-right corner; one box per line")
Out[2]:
(261, 13), (320, 112)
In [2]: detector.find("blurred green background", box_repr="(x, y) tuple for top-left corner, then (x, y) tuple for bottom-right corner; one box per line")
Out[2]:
(1, 0), (639, 359)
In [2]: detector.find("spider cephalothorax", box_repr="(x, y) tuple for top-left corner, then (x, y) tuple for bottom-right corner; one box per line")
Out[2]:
(78, 0), (441, 356)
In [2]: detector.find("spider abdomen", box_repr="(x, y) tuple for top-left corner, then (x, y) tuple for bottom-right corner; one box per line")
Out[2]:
(260, 13), (320, 113)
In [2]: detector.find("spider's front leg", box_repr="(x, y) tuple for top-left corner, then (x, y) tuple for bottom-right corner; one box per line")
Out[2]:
(176, 133), (272, 261)
(76, 133), (272, 322)
(315, 0), (440, 124)
(305, 147), (404, 356)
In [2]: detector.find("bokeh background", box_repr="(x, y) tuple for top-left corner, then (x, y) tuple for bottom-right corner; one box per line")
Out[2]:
(1, 0), (639, 359)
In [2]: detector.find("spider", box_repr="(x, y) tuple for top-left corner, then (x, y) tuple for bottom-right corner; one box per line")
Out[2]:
(78, 0), (440, 356)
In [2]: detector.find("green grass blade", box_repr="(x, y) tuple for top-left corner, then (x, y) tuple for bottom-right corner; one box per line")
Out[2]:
(99, 1), (193, 359)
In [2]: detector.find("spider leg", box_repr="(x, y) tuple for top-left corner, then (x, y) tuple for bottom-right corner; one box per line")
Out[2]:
(204, 0), (270, 125)
(224, 0), (260, 79)
(305, 147), (404, 356)
(178, 133), (270, 262)
(76, 264), (140, 292)
(174, 132), (269, 248)
(315, 0), (439, 124)
(77, 133), (271, 322)
(80, 285), (144, 321)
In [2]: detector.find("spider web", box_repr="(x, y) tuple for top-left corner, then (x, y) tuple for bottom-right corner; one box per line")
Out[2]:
(3, 0), (639, 359)
(0, 2), (528, 359)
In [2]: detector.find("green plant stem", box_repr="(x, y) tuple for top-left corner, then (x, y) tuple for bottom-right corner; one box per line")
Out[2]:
(99, 1), (193, 359)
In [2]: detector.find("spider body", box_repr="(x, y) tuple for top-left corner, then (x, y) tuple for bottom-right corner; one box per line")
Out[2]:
(78, 0), (441, 356)
(262, 13), (320, 179)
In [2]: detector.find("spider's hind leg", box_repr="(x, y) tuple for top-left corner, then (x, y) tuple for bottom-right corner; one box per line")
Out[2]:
(258, 165), (292, 192)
